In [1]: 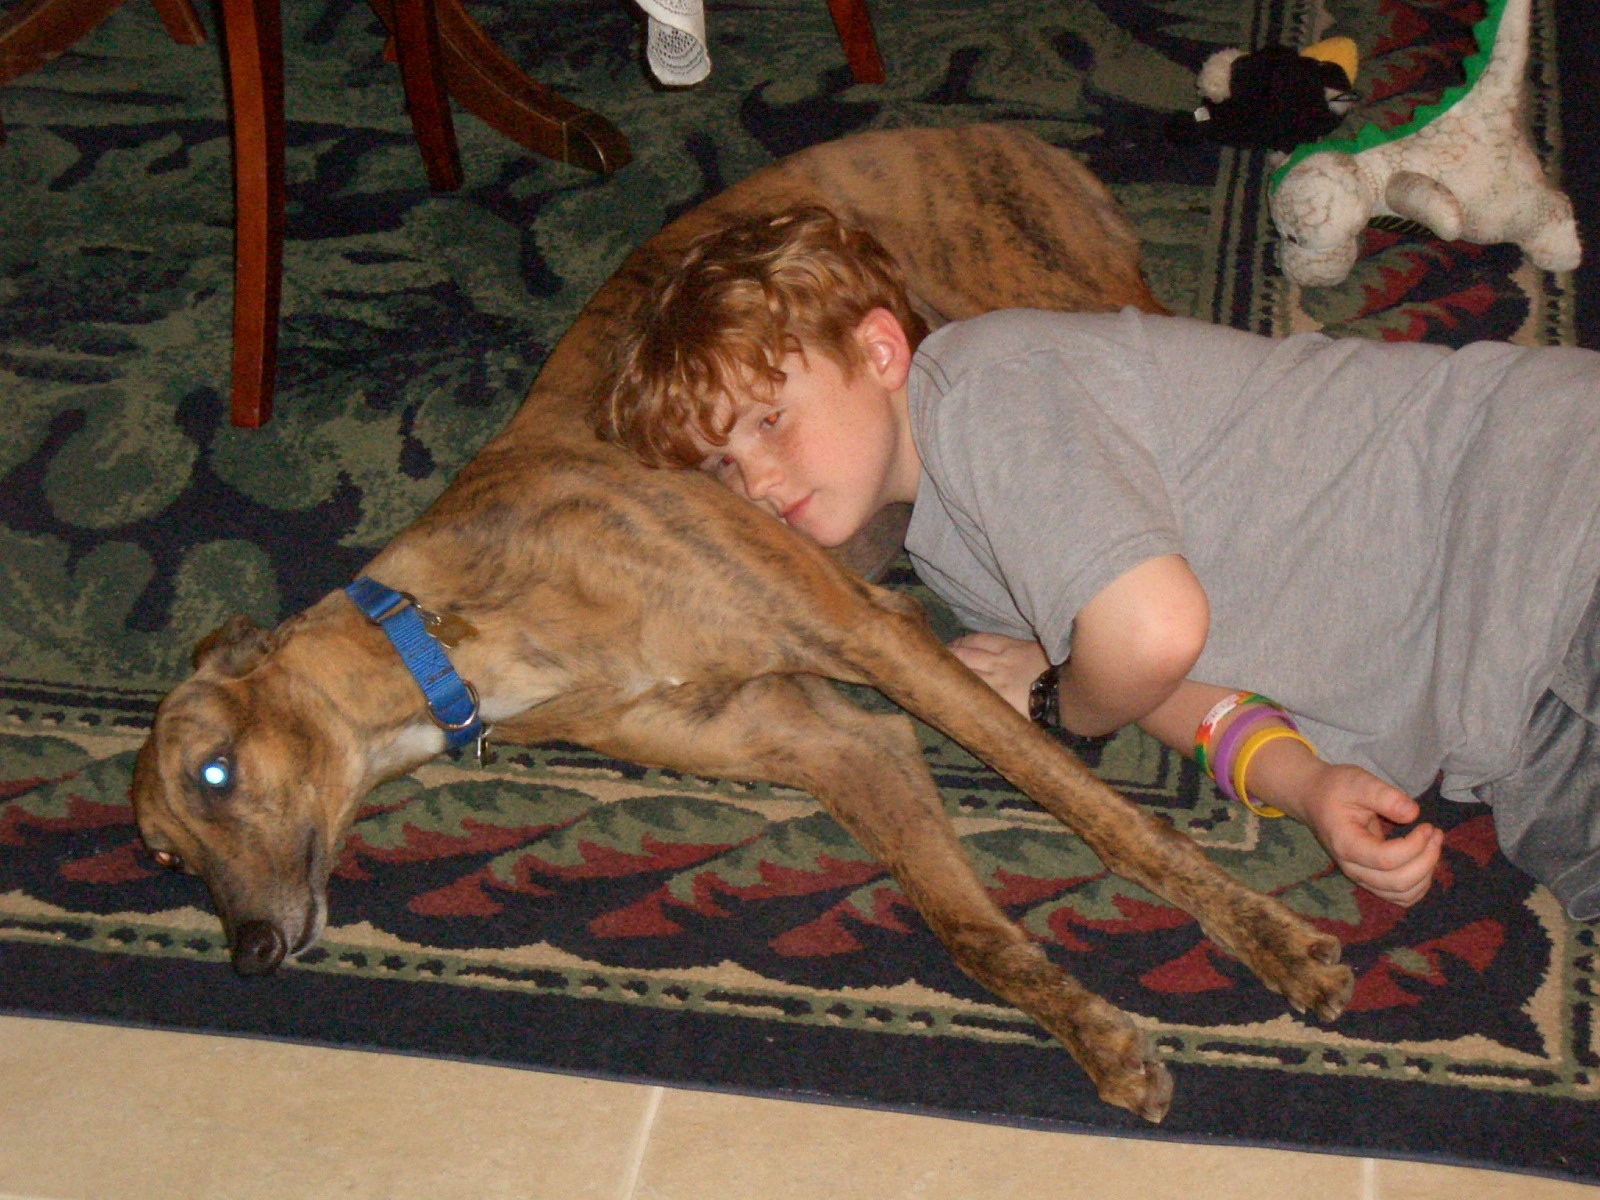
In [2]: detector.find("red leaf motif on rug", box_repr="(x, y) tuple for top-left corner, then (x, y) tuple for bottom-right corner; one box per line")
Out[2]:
(1443, 814), (1500, 867)
(0, 777), (48, 804)
(587, 855), (886, 940)
(769, 911), (866, 956)
(1380, 283), (1501, 342)
(1087, 894), (1196, 934)
(989, 867), (1093, 908)
(408, 868), (510, 917)
(57, 839), (153, 884)
(339, 818), (570, 877)
(1372, 0), (1431, 60)
(768, 883), (919, 958)
(1041, 894), (1191, 954)
(588, 892), (687, 938)
(4, 793), (132, 847)
(1359, 243), (1441, 309)
(536, 836), (740, 881)
(1044, 910), (1095, 953)
(1139, 941), (1235, 994)
(1347, 918), (1506, 1011)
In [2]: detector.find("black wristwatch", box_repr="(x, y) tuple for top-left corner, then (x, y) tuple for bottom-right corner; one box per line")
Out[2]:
(1028, 663), (1060, 728)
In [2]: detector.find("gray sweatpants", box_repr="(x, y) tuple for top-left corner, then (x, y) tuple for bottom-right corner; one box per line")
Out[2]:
(1474, 581), (1600, 920)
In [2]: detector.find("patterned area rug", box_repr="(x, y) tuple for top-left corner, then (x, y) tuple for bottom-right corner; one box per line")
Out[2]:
(2, 0), (1597, 1180)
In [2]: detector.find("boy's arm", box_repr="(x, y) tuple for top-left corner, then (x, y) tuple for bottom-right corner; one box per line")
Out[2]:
(949, 552), (1443, 907)
(1137, 682), (1443, 907)
(1051, 555), (1209, 737)
(946, 555), (1205, 727)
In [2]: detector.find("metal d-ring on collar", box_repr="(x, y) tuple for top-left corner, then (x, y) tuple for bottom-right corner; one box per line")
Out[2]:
(344, 577), (483, 750)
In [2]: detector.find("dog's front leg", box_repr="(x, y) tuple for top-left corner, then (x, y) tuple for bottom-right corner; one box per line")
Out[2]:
(548, 672), (1175, 1122)
(826, 592), (1355, 1023)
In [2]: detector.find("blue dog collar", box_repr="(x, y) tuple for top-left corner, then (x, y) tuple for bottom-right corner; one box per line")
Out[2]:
(344, 577), (483, 750)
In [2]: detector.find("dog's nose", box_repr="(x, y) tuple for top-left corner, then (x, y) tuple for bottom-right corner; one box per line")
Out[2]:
(231, 920), (287, 976)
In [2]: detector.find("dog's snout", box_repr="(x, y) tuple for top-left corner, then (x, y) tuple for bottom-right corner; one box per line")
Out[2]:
(231, 920), (288, 977)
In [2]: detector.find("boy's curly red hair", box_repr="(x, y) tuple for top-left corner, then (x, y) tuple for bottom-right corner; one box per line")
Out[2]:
(596, 205), (926, 468)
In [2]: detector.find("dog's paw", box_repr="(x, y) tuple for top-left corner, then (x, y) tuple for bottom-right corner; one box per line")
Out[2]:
(1260, 915), (1350, 1017)
(1213, 899), (1354, 1023)
(1073, 1008), (1173, 1124)
(1280, 927), (1354, 1022)
(1093, 1033), (1174, 1124)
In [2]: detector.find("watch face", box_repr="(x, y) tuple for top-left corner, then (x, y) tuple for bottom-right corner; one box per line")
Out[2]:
(1029, 666), (1059, 726)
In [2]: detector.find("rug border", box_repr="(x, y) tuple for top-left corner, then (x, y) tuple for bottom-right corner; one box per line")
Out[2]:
(4, 940), (1594, 1182)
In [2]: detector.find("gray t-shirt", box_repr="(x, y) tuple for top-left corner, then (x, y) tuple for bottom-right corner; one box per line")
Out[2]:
(905, 308), (1600, 799)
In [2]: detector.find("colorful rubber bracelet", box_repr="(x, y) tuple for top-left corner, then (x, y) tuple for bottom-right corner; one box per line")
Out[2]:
(1193, 691), (1271, 774)
(1229, 726), (1316, 819)
(1207, 705), (1291, 800)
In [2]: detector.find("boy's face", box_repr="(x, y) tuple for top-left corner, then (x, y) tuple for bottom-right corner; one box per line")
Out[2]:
(694, 310), (917, 549)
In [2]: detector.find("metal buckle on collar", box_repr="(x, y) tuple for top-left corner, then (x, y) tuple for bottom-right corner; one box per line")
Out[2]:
(432, 681), (481, 733)
(369, 589), (418, 624)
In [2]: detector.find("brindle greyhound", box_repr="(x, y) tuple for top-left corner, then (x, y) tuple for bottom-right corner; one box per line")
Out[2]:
(132, 124), (1353, 1122)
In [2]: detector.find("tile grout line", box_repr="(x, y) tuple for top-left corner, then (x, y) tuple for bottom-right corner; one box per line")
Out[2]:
(618, 1085), (665, 1200)
(1363, 1156), (1379, 1200)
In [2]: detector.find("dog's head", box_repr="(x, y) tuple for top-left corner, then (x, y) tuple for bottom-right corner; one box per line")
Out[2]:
(132, 613), (367, 977)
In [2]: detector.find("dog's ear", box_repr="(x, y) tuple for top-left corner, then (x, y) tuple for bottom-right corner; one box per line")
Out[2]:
(191, 615), (276, 677)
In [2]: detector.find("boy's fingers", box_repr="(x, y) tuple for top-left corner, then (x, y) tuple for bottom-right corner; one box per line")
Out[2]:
(1365, 868), (1435, 907)
(1344, 827), (1443, 898)
(1370, 874), (1434, 908)
(950, 632), (1010, 654)
(950, 654), (999, 682)
(1343, 819), (1440, 871)
(1366, 786), (1421, 825)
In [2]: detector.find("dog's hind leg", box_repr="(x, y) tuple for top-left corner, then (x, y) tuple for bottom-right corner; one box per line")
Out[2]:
(539, 672), (1175, 1122)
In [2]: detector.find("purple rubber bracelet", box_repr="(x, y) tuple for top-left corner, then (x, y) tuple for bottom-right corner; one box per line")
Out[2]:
(1209, 705), (1297, 802)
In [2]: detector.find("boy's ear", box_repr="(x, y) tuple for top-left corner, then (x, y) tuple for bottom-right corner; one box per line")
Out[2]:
(855, 307), (912, 387)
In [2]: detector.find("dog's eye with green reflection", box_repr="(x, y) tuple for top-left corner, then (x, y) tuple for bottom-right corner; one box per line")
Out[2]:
(198, 756), (233, 794)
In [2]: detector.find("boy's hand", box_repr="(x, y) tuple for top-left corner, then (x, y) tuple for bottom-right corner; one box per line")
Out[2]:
(947, 633), (1049, 718)
(1290, 763), (1444, 908)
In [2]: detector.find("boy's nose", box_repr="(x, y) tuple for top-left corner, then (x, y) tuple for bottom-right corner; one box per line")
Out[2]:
(740, 455), (782, 501)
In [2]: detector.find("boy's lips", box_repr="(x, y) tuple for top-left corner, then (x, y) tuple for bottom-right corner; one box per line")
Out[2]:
(779, 494), (812, 526)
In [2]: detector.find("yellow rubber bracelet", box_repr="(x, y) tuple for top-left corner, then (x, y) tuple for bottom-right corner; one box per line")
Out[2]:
(1227, 726), (1315, 819)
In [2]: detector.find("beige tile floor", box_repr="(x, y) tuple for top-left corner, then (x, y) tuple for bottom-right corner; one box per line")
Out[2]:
(0, 1013), (1592, 1200)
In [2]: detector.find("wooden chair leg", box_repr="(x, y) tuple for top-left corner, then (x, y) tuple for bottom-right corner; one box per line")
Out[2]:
(0, 0), (137, 87)
(0, 0), (202, 93)
(218, 0), (285, 428)
(145, 0), (205, 45)
(825, 0), (884, 84)
(367, 0), (630, 175)
(389, 0), (462, 190)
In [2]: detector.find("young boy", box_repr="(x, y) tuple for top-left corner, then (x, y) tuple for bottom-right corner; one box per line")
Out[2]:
(598, 205), (1600, 918)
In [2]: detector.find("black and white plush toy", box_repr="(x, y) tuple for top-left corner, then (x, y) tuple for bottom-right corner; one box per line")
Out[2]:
(1165, 38), (1360, 153)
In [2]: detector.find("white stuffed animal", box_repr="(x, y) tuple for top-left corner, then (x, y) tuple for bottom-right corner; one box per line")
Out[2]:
(1268, 0), (1580, 287)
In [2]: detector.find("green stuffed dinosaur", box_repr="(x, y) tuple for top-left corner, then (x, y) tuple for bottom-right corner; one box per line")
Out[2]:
(1268, 0), (1580, 286)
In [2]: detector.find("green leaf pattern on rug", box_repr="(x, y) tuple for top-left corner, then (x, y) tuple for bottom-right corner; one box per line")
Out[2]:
(1, 747), (133, 825)
(346, 778), (595, 858)
(484, 793), (773, 883)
